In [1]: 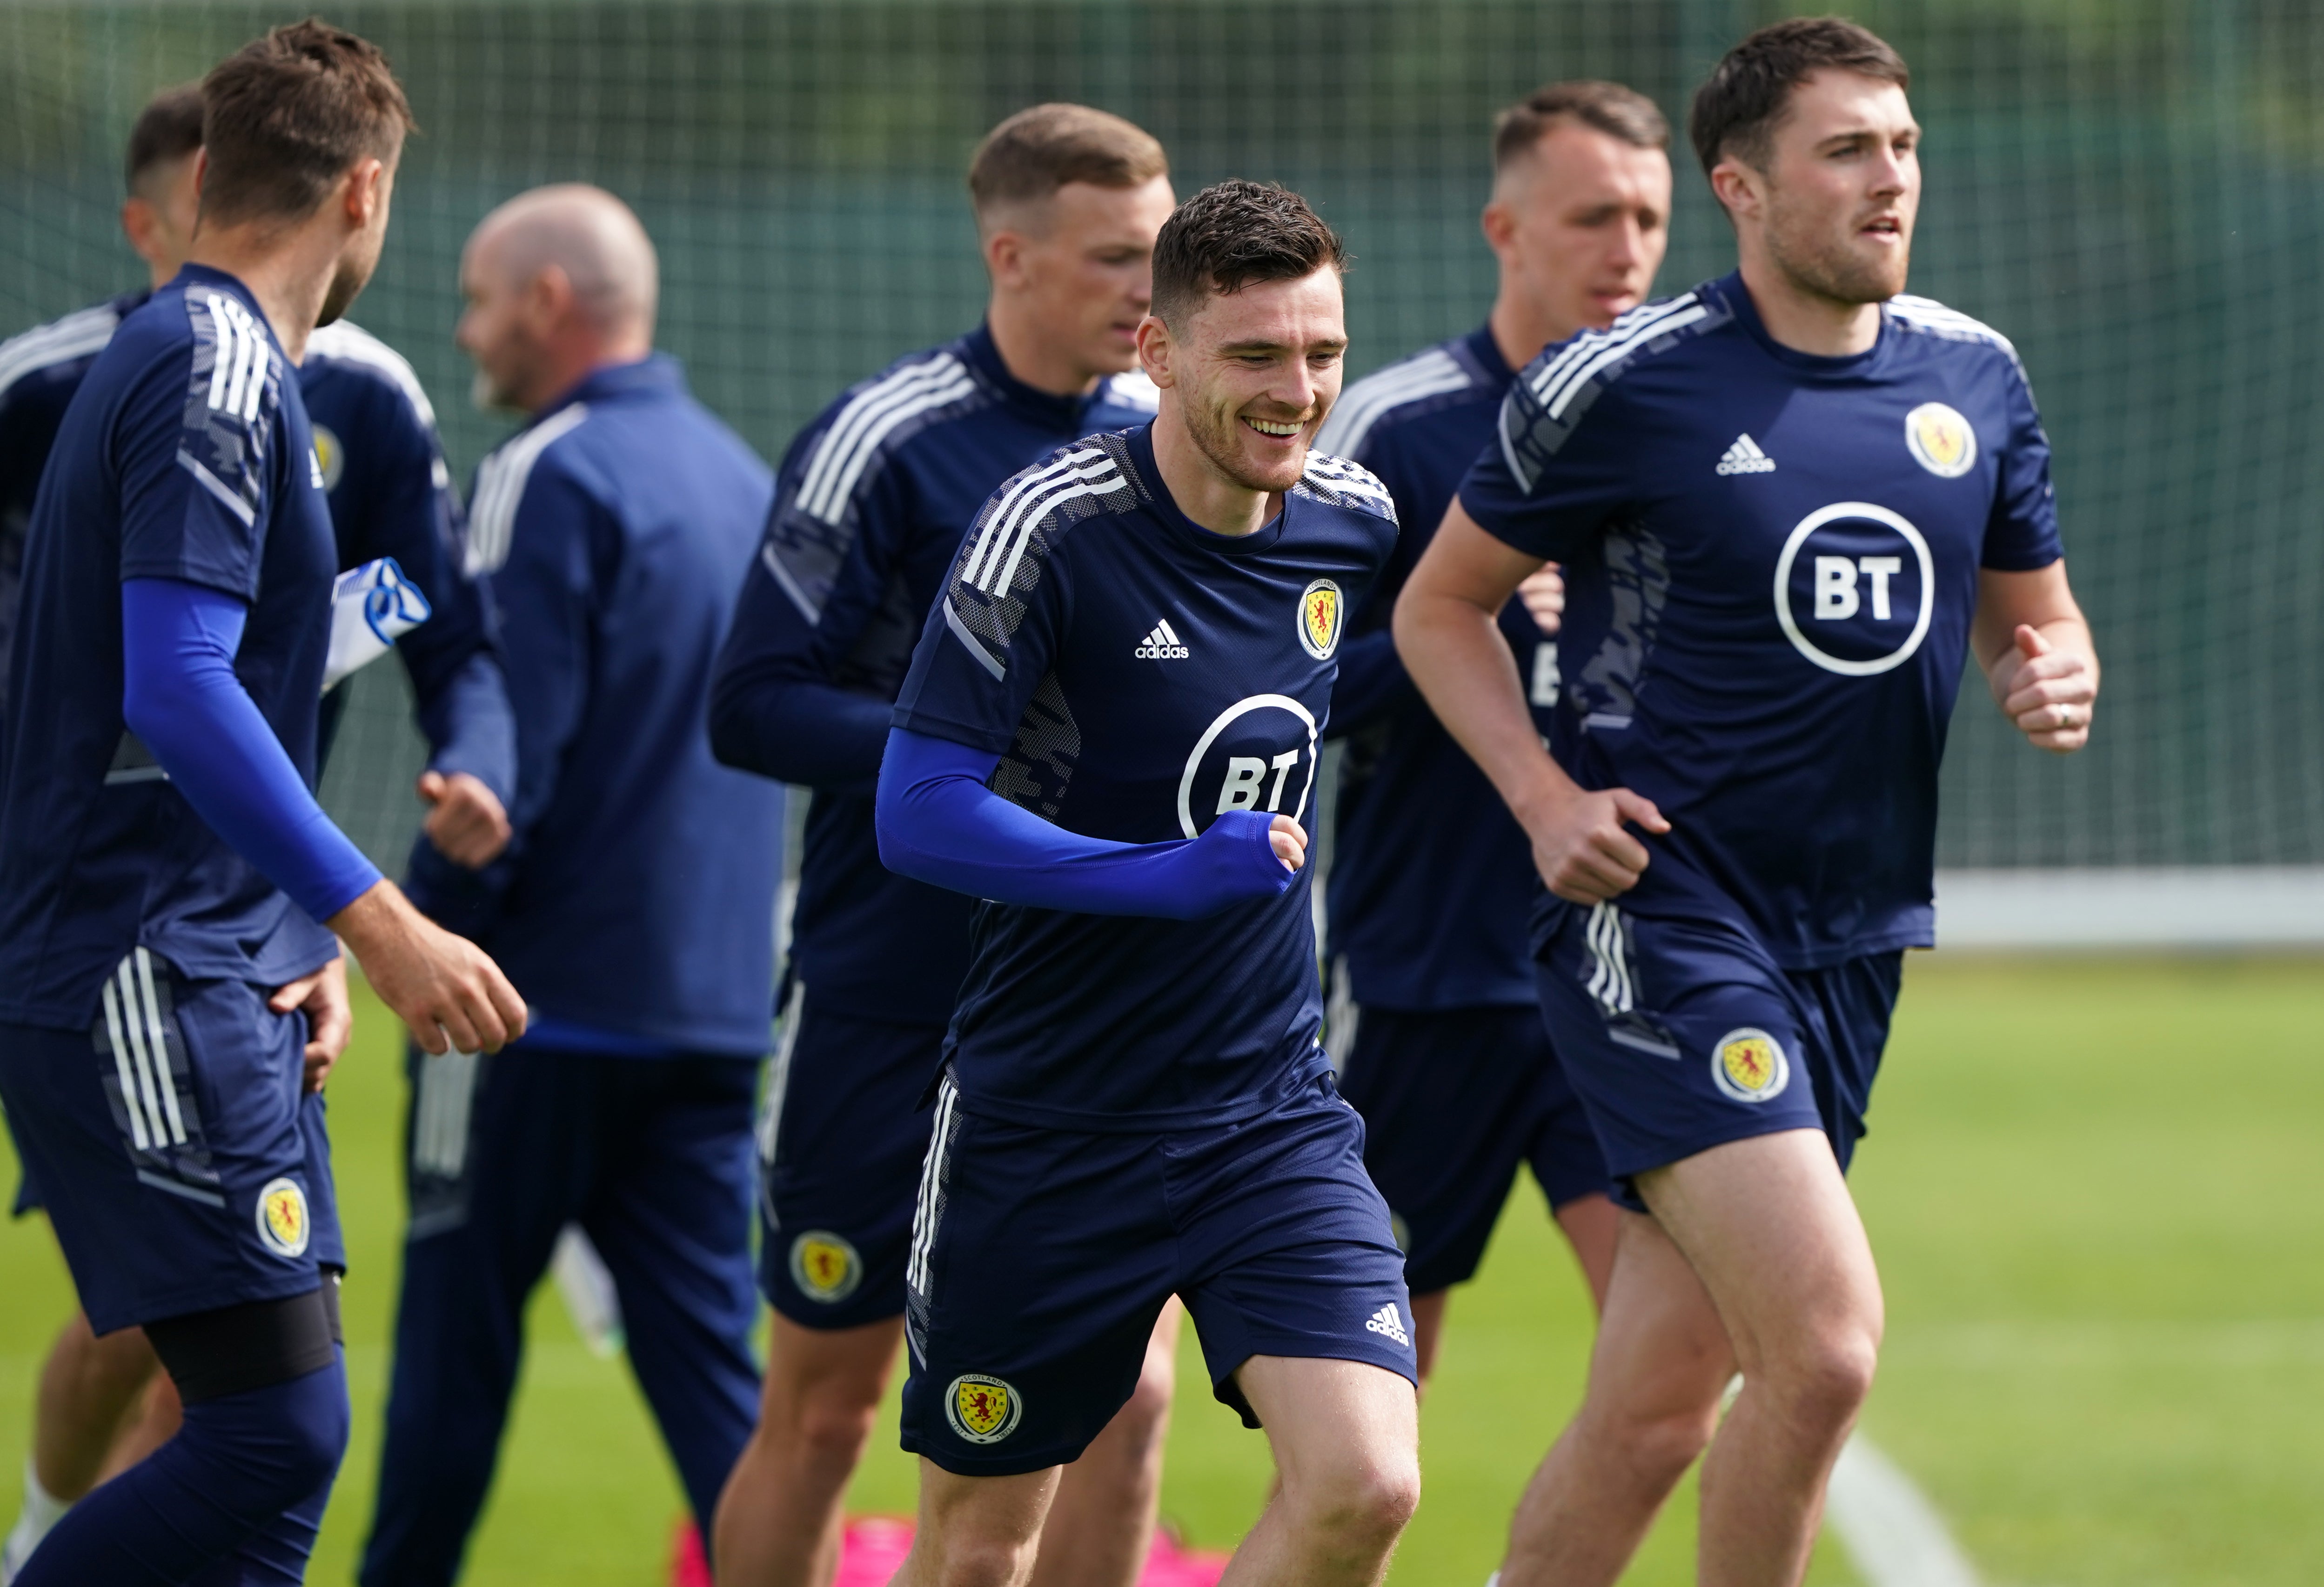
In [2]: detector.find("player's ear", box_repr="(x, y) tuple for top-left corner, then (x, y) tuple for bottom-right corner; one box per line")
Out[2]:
(1135, 313), (1173, 388)
(984, 227), (1026, 289)
(1480, 199), (1519, 263)
(1708, 157), (1763, 224)
(121, 196), (158, 261)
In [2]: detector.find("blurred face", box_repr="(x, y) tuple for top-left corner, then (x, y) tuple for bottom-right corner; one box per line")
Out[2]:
(989, 175), (1176, 378)
(1487, 122), (1671, 342)
(455, 222), (551, 411)
(1142, 266), (1346, 495)
(319, 151), (399, 328)
(1724, 70), (1919, 305)
(122, 152), (203, 284)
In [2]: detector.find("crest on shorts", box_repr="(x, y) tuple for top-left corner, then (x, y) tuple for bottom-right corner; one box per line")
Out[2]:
(1299, 579), (1343, 660)
(1710, 1028), (1790, 1105)
(1903, 402), (1976, 479)
(256, 1177), (311, 1259)
(945, 1374), (1023, 1445)
(788, 1230), (862, 1304)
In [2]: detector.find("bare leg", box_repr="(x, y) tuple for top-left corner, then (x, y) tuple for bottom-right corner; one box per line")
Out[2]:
(1646, 1133), (1881, 1587)
(893, 1460), (1059, 1587)
(1550, 1192), (1620, 1312)
(1500, 1130), (1881, 1587)
(1030, 1302), (1180, 1587)
(711, 1314), (902, 1587)
(1217, 1356), (1419, 1587)
(31, 1314), (161, 1500)
(1501, 1212), (1734, 1587)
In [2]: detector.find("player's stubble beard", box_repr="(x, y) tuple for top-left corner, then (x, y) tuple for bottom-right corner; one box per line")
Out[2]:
(1180, 379), (1313, 497)
(1763, 183), (1912, 308)
(315, 250), (374, 330)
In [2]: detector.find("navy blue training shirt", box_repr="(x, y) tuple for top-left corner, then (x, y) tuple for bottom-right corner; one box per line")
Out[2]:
(891, 425), (1398, 1131)
(408, 355), (782, 1055)
(0, 300), (514, 806)
(0, 266), (342, 1026)
(1458, 274), (2063, 967)
(301, 320), (515, 805)
(1313, 324), (1555, 1011)
(709, 324), (1158, 1025)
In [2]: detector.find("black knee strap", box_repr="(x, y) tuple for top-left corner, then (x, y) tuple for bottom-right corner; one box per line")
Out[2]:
(147, 1273), (342, 1404)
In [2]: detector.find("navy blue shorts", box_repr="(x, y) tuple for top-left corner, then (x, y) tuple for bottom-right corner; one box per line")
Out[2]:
(899, 1071), (1415, 1477)
(0, 950), (343, 1334)
(1336, 1003), (1610, 1294)
(1534, 904), (1902, 1214)
(755, 989), (945, 1330)
(6, 1108), (40, 1217)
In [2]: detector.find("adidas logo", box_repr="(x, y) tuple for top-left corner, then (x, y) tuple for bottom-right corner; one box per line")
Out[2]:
(1363, 1302), (1411, 1348)
(1133, 618), (1189, 660)
(1715, 433), (1776, 475)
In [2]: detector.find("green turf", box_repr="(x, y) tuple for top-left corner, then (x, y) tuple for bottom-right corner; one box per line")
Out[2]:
(3, 954), (2319, 1583)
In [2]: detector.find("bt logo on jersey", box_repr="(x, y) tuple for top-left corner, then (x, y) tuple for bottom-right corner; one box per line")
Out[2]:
(1772, 502), (1935, 677)
(1177, 694), (1319, 838)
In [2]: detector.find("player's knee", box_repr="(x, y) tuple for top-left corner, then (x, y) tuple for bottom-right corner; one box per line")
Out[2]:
(1289, 1451), (1421, 1557)
(792, 1389), (881, 1469)
(1757, 1327), (1878, 1436)
(920, 1533), (1041, 1587)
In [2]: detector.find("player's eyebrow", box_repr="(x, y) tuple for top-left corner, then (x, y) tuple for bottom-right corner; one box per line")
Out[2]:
(1215, 336), (1347, 356)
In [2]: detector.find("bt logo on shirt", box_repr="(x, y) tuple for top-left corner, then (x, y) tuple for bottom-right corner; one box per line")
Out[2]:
(1177, 694), (1318, 837)
(1772, 502), (1935, 677)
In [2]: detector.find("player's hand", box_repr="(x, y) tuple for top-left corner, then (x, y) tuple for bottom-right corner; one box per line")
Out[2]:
(328, 880), (528, 1056)
(1520, 784), (1669, 905)
(418, 770), (513, 868)
(1268, 814), (1308, 873)
(270, 954), (352, 1094)
(1516, 564), (1565, 637)
(1993, 624), (2095, 754)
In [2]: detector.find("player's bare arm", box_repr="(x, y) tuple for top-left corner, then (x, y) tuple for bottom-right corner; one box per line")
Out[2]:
(328, 881), (527, 1054)
(1396, 500), (1666, 904)
(1973, 561), (2098, 753)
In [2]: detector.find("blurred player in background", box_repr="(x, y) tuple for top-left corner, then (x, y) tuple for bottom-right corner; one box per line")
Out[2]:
(0, 23), (526, 1585)
(1398, 20), (2097, 1586)
(359, 184), (779, 1587)
(0, 81), (517, 1580)
(707, 106), (1181, 1587)
(876, 179), (1417, 1587)
(1313, 78), (1673, 1384)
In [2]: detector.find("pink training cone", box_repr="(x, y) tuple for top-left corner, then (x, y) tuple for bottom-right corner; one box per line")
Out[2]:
(828, 1515), (1228, 1587)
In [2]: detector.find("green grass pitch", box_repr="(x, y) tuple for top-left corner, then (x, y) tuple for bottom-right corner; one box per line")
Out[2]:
(2, 954), (2318, 1583)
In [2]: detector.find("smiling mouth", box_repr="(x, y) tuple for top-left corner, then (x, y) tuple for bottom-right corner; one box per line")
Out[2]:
(1243, 417), (1301, 438)
(1862, 216), (1903, 239)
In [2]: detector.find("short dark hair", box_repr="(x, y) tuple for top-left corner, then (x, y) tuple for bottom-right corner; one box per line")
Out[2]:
(200, 18), (415, 228)
(1150, 180), (1346, 329)
(124, 84), (204, 196)
(1688, 17), (1909, 178)
(1493, 80), (1669, 174)
(968, 104), (1167, 227)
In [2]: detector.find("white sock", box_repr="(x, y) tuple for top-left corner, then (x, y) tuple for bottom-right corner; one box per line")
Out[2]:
(1, 1458), (71, 1579)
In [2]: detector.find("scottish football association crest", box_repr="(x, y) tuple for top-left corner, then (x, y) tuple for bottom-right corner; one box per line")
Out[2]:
(788, 1230), (862, 1304)
(1299, 579), (1343, 660)
(946, 1374), (1023, 1444)
(1903, 401), (1976, 478)
(1710, 1028), (1790, 1105)
(256, 1177), (311, 1258)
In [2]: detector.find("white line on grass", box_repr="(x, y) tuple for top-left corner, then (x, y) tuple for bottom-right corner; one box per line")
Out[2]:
(1825, 1434), (1981, 1587)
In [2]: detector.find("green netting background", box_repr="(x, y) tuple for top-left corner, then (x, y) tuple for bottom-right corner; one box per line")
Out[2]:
(3, 0), (2320, 873)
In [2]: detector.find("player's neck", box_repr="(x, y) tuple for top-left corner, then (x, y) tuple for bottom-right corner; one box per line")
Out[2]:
(188, 222), (342, 364)
(1149, 406), (1280, 539)
(1487, 293), (1577, 373)
(1735, 253), (1883, 358)
(985, 296), (1102, 398)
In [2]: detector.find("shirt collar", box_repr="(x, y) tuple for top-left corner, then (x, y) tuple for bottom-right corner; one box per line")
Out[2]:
(1711, 270), (1889, 379)
(1123, 422), (1290, 558)
(538, 352), (686, 420)
(961, 321), (1103, 428)
(1462, 322), (1516, 387)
